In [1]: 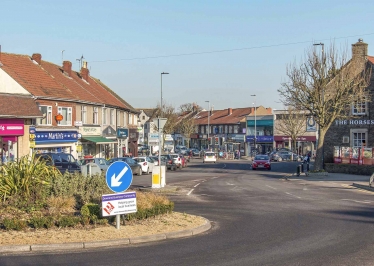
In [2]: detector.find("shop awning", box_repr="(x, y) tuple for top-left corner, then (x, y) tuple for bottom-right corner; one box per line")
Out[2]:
(82, 136), (117, 144)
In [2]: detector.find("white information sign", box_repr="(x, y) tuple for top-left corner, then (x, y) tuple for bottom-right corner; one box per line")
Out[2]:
(101, 191), (137, 217)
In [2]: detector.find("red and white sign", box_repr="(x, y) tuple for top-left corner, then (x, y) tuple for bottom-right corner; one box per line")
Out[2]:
(101, 192), (137, 217)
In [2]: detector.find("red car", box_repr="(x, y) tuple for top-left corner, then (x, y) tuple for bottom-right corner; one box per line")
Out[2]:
(252, 155), (271, 170)
(179, 155), (188, 168)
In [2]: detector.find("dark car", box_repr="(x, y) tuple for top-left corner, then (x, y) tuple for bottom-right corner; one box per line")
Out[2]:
(161, 154), (180, 170)
(107, 157), (142, 176)
(35, 152), (81, 174)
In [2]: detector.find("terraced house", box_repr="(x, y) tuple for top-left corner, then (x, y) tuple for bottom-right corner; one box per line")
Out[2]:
(0, 52), (139, 161)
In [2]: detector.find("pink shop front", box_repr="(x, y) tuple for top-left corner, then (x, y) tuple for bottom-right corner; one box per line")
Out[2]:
(0, 119), (25, 163)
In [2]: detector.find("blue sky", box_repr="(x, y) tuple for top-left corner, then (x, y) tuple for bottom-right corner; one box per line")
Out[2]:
(1, 0), (373, 111)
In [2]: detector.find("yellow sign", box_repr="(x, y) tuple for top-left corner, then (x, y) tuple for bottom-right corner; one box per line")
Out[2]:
(30, 141), (36, 148)
(152, 173), (160, 185)
(76, 145), (82, 152)
(29, 134), (35, 141)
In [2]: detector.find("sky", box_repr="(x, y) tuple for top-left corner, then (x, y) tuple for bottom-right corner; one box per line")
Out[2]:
(1, 0), (373, 111)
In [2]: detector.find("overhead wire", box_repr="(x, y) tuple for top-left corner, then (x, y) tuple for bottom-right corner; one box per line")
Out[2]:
(89, 32), (374, 63)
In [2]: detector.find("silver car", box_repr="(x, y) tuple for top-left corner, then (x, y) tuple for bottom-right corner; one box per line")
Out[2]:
(80, 158), (109, 171)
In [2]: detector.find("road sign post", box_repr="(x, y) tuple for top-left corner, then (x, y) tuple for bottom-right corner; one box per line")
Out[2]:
(105, 161), (135, 229)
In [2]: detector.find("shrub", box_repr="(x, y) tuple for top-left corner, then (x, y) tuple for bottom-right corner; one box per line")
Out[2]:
(0, 154), (61, 202)
(47, 196), (76, 215)
(2, 218), (28, 231)
(57, 216), (81, 228)
(80, 203), (100, 218)
(29, 216), (56, 229)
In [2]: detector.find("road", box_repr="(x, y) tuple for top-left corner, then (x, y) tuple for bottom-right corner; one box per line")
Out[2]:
(2, 159), (374, 266)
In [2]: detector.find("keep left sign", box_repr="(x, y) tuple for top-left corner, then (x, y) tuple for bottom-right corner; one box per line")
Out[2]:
(106, 161), (133, 193)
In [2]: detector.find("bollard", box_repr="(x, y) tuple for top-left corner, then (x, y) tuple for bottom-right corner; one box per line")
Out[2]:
(296, 165), (301, 176)
(301, 163), (304, 173)
(306, 163), (310, 172)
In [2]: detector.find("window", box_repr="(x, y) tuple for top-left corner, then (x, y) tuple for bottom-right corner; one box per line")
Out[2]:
(352, 97), (367, 115)
(229, 126), (233, 133)
(81, 106), (87, 124)
(205, 125), (208, 134)
(37, 105), (52, 125)
(351, 129), (368, 148)
(93, 107), (98, 125)
(142, 115), (145, 120)
(225, 125), (228, 133)
(102, 108), (107, 125)
(219, 126), (223, 133)
(110, 109), (115, 125)
(195, 126), (198, 133)
(144, 124), (148, 129)
(57, 107), (72, 126)
(234, 126), (238, 134)
(124, 112), (128, 126)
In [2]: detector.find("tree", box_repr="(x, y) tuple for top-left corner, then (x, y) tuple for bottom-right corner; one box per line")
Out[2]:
(275, 107), (307, 154)
(278, 44), (371, 170)
(176, 114), (196, 148)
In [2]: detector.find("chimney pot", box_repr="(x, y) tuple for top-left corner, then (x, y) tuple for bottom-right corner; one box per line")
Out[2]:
(63, 61), (72, 77)
(228, 108), (233, 115)
(80, 61), (89, 81)
(32, 53), (41, 64)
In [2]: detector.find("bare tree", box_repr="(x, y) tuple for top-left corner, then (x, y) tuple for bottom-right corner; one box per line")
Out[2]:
(278, 44), (371, 170)
(275, 107), (307, 154)
(176, 115), (196, 148)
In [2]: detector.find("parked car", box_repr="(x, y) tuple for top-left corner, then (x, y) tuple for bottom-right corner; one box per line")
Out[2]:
(133, 156), (155, 174)
(79, 157), (110, 171)
(161, 154), (182, 170)
(252, 155), (271, 170)
(35, 152), (81, 174)
(149, 156), (160, 166)
(191, 149), (201, 157)
(203, 152), (217, 163)
(107, 157), (142, 176)
(269, 151), (282, 162)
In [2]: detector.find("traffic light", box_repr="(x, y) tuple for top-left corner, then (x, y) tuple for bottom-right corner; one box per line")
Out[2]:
(215, 137), (219, 144)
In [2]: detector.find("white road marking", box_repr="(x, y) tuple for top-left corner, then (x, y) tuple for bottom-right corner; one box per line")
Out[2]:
(187, 189), (194, 196)
(194, 183), (200, 188)
(226, 182), (235, 186)
(211, 177), (219, 179)
(285, 192), (301, 199)
(340, 199), (372, 204)
(266, 185), (277, 190)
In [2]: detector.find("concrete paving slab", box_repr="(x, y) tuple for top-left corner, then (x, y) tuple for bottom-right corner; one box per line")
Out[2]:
(31, 242), (83, 252)
(129, 234), (166, 244)
(84, 238), (130, 248)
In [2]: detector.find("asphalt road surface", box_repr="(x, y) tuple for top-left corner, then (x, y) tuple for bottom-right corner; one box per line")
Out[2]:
(2, 159), (374, 266)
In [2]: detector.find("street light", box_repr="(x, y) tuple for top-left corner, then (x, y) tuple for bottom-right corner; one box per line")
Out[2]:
(205, 101), (210, 150)
(251, 94), (256, 156)
(160, 72), (169, 116)
(159, 72), (169, 186)
(313, 43), (325, 168)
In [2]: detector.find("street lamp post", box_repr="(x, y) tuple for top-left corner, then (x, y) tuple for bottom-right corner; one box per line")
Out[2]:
(251, 95), (256, 156)
(205, 101), (210, 150)
(159, 72), (169, 186)
(313, 43), (325, 168)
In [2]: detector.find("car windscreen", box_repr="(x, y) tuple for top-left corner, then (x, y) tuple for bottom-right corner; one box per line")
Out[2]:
(170, 155), (179, 159)
(205, 153), (215, 156)
(255, 156), (269, 160)
(134, 158), (145, 162)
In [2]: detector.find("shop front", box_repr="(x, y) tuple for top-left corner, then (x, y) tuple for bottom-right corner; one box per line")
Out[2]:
(30, 127), (79, 159)
(246, 135), (274, 155)
(190, 133), (199, 149)
(225, 134), (245, 154)
(78, 126), (116, 159)
(274, 136), (316, 155)
(0, 119), (25, 163)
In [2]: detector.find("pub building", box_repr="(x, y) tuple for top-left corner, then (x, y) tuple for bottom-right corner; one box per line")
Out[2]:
(324, 39), (374, 164)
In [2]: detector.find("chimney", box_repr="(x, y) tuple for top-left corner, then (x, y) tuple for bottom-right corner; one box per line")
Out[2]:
(32, 53), (41, 64)
(63, 61), (72, 77)
(352, 38), (368, 62)
(80, 61), (89, 81)
(228, 108), (233, 115)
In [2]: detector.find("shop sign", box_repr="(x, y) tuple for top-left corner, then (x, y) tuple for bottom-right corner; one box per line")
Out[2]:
(0, 119), (24, 136)
(102, 126), (117, 137)
(149, 133), (159, 140)
(117, 128), (128, 138)
(273, 136), (316, 141)
(306, 117), (317, 132)
(165, 134), (173, 141)
(335, 119), (374, 126)
(79, 126), (101, 136)
(34, 131), (78, 144)
(247, 120), (273, 127)
(30, 141), (36, 148)
(227, 134), (245, 142)
(246, 135), (274, 143)
(129, 129), (139, 141)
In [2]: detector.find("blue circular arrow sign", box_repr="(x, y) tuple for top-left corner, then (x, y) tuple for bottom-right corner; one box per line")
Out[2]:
(106, 161), (133, 193)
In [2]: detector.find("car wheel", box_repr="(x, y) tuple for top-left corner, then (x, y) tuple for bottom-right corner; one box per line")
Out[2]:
(252, 168), (256, 170)
(138, 167), (142, 176)
(268, 167), (271, 171)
